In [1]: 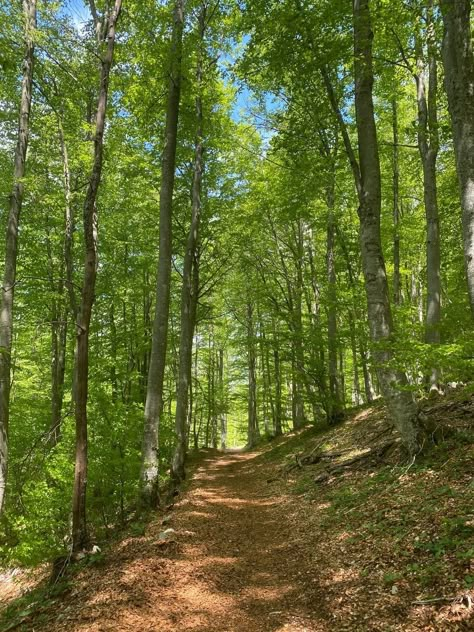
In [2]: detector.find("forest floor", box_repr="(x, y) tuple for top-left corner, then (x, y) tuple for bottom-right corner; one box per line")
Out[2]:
(1, 388), (474, 631)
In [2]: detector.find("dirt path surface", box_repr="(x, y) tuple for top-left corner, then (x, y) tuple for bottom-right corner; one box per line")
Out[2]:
(30, 451), (323, 632)
(18, 440), (473, 632)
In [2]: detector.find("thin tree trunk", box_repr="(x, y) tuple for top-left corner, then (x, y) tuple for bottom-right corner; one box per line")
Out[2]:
(58, 118), (77, 320)
(205, 332), (212, 448)
(218, 349), (226, 450)
(211, 347), (218, 448)
(171, 18), (204, 481)
(414, 5), (441, 389)
(392, 97), (401, 306)
(71, 0), (122, 552)
(339, 347), (345, 407)
(261, 321), (276, 436)
(360, 344), (374, 403)
(247, 302), (259, 446)
(141, 0), (185, 504)
(348, 309), (361, 405)
(46, 220), (67, 447)
(110, 304), (118, 402)
(440, 0), (474, 315)
(352, 0), (421, 454)
(0, 0), (36, 515)
(258, 320), (270, 436)
(326, 183), (343, 422)
(48, 117), (77, 446)
(272, 323), (282, 436)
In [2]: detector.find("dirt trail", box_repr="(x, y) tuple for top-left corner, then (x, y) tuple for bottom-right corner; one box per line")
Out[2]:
(33, 451), (322, 632)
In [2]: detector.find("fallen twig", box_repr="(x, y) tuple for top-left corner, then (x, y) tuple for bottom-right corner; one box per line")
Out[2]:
(412, 594), (472, 608)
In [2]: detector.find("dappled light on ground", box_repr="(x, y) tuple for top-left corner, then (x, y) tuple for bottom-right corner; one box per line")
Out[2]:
(4, 393), (474, 631)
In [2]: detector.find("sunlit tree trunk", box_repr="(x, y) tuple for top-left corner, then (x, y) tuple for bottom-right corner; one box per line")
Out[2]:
(440, 0), (474, 315)
(71, 0), (122, 552)
(141, 0), (185, 504)
(171, 15), (204, 481)
(352, 0), (421, 453)
(0, 0), (36, 515)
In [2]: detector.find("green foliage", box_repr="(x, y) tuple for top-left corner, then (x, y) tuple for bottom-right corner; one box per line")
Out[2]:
(0, 0), (473, 574)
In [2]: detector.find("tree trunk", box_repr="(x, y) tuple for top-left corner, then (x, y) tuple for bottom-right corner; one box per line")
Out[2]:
(352, 0), (421, 454)
(71, 0), (122, 552)
(415, 5), (441, 389)
(218, 349), (226, 450)
(47, 218), (67, 447)
(0, 0), (36, 515)
(171, 12), (204, 482)
(360, 343), (374, 403)
(48, 116), (77, 447)
(141, 0), (184, 504)
(326, 183), (343, 423)
(440, 0), (474, 315)
(261, 321), (276, 436)
(272, 323), (282, 436)
(247, 302), (259, 447)
(348, 309), (361, 405)
(392, 97), (401, 306)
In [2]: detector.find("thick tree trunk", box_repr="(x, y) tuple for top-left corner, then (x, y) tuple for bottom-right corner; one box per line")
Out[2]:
(415, 7), (441, 389)
(353, 0), (421, 454)
(171, 13), (203, 482)
(0, 0), (36, 515)
(440, 0), (474, 315)
(141, 0), (184, 504)
(71, 0), (122, 552)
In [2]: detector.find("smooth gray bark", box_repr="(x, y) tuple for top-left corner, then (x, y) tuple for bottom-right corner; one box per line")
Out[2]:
(352, 0), (421, 453)
(141, 0), (185, 504)
(0, 0), (36, 515)
(440, 0), (474, 315)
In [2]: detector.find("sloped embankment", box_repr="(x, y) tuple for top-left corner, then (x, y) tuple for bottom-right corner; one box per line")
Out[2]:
(258, 387), (474, 630)
(1, 388), (473, 631)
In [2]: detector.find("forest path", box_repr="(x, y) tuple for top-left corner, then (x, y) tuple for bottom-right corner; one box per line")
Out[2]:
(36, 450), (325, 632)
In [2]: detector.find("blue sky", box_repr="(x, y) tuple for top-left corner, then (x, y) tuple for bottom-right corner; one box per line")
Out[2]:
(66, 0), (90, 28)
